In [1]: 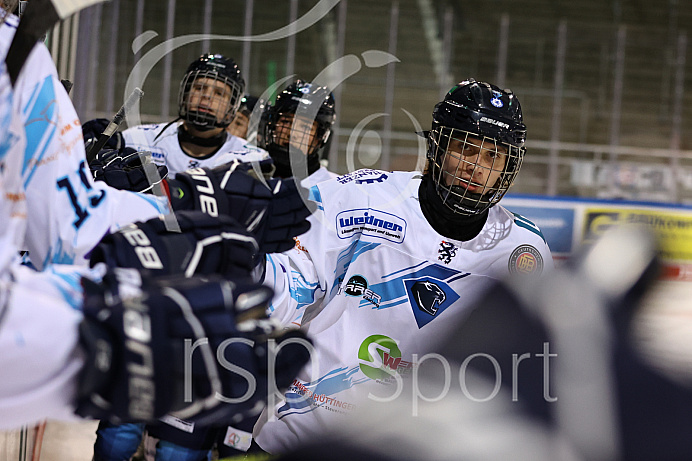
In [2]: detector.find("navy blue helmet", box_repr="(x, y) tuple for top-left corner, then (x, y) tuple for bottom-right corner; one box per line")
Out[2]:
(426, 79), (526, 215)
(258, 79), (335, 177)
(178, 54), (245, 130)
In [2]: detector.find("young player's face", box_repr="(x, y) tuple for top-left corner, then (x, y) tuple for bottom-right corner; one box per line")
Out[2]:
(441, 134), (507, 195)
(227, 112), (249, 139)
(275, 114), (319, 155)
(187, 77), (233, 124)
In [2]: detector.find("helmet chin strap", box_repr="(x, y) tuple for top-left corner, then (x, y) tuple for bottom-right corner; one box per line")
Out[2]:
(177, 125), (227, 148)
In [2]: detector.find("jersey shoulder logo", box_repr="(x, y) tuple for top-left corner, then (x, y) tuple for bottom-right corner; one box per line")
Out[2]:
(336, 169), (388, 185)
(508, 244), (544, 275)
(355, 173), (388, 184)
(437, 240), (458, 264)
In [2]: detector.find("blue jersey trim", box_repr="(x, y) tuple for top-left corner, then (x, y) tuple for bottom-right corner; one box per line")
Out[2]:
(511, 212), (546, 243)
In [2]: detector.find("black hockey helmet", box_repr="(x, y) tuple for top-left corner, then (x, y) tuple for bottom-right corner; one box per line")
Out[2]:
(178, 53), (245, 130)
(258, 79), (335, 176)
(427, 79), (527, 215)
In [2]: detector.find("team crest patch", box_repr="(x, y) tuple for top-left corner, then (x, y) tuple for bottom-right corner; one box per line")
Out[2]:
(404, 277), (460, 328)
(438, 241), (458, 264)
(508, 245), (544, 275)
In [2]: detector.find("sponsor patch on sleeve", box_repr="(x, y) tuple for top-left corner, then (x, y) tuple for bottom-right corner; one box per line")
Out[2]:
(508, 244), (544, 275)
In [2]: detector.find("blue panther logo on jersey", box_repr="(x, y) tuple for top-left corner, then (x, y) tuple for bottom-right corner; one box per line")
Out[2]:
(403, 276), (460, 328)
(410, 281), (446, 315)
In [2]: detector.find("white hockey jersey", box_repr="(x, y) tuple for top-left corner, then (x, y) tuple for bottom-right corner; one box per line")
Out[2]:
(0, 259), (105, 430)
(254, 169), (553, 453)
(300, 165), (338, 189)
(0, 60), (26, 270)
(122, 122), (269, 177)
(1, 15), (168, 270)
(0, 57), (104, 429)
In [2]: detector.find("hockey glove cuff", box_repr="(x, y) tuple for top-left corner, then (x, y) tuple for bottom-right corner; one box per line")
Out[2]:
(90, 211), (259, 279)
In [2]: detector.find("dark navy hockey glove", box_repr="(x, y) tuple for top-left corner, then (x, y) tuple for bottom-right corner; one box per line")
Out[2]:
(90, 211), (258, 279)
(90, 147), (168, 193)
(167, 160), (311, 254)
(75, 269), (312, 425)
(82, 117), (124, 153)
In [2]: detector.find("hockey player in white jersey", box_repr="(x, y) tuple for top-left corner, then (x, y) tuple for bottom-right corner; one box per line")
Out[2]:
(0, 0), (311, 431)
(0, 27), (95, 425)
(2, 0), (314, 446)
(0, 10), (167, 270)
(110, 79), (341, 461)
(258, 79), (337, 187)
(252, 79), (554, 453)
(114, 53), (268, 176)
(204, 79), (340, 458)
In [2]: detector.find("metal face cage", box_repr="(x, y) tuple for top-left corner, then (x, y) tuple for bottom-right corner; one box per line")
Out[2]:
(429, 126), (525, 215)
(179, 71), (243, 129)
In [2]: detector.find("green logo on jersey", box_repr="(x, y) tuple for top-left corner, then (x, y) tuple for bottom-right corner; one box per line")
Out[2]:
(358, 334), (402, 380)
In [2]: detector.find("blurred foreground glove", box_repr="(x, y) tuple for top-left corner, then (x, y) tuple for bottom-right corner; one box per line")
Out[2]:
(166, 160), (311, 254)
(90, 147), (168, 193)
(90, 211), (257, 279)
(82, 117), (124, 153)
(75, 269), (312, 425)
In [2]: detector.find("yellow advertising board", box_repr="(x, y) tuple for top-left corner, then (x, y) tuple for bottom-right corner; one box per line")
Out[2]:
(583, 208), (692, 262)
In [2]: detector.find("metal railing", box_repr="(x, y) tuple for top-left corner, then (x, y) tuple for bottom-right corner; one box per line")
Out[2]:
(44, 0), (692, 204)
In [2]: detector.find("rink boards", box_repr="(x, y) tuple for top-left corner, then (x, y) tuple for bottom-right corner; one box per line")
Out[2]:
(503, 194), (692, 280)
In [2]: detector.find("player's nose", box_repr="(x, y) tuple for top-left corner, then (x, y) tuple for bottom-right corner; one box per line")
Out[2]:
(201, 87), (214, 99)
